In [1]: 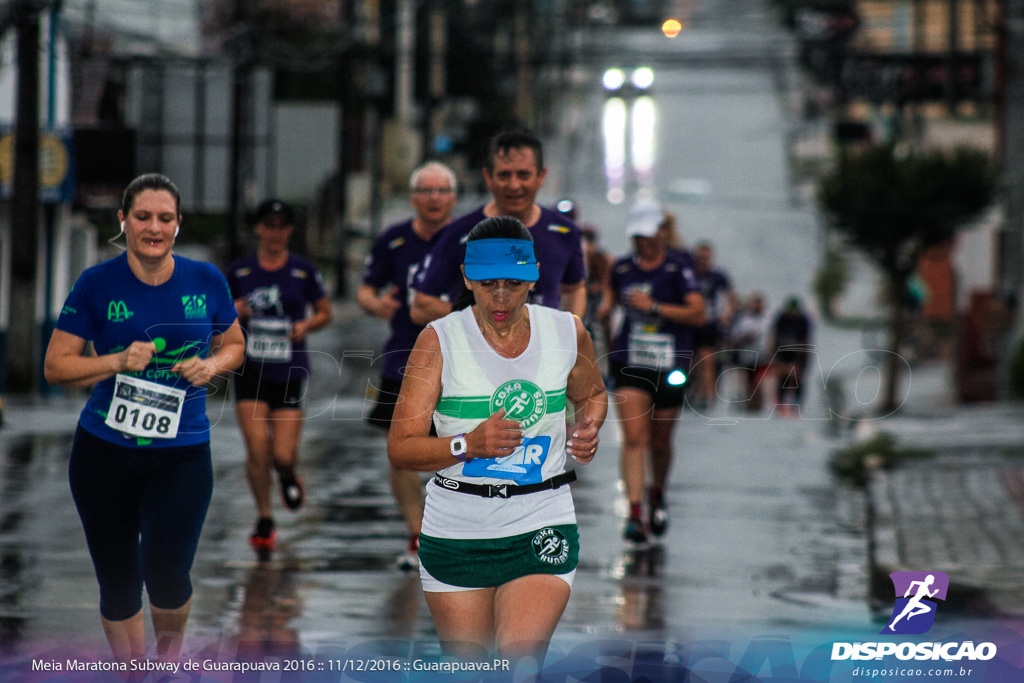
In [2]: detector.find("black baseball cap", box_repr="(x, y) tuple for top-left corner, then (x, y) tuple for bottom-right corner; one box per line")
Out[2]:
(253, 199), (295, 225)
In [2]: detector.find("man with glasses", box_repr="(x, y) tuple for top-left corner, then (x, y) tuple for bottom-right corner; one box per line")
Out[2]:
(357, 161), (458, 570)
(409, 128), (586, 325)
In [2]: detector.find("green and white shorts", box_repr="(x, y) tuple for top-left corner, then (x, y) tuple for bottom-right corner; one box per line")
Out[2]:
(418, 524), (579, 593)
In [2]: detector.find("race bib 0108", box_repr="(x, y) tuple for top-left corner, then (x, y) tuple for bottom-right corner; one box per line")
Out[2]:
(105, 374), (187, 439)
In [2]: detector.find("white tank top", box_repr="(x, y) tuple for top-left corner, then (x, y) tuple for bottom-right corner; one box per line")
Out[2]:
(422, 304), (578, 539)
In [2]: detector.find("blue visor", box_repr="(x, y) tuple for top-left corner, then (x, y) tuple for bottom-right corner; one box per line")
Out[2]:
(463, 238), (539, 282)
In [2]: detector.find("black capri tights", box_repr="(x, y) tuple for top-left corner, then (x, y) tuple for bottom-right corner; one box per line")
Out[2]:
(69, 426), (213, 621)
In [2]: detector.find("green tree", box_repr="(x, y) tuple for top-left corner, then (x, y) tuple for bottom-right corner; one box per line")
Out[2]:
(818, 144), (996, 413)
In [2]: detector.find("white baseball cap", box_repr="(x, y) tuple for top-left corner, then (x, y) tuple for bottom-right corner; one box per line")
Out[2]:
(626, 199), (664, 237)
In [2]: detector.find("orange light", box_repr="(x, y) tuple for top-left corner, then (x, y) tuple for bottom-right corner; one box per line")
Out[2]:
(662, 18), (683, 38)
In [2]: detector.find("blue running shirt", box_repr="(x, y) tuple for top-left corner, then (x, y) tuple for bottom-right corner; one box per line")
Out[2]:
(56, 253), (238, 447)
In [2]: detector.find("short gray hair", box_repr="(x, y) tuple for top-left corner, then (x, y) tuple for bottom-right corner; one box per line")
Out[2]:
(410, 161), (457, 192)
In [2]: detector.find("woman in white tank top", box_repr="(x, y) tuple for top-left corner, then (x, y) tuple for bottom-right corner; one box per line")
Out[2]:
(388, 216), (607, 666)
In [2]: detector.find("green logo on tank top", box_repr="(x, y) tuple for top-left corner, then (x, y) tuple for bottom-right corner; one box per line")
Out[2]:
(490, 379), (546, 429)
(532, 528), (569, 565)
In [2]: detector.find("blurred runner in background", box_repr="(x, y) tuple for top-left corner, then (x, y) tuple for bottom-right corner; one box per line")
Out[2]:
(358, 161), (458, 570)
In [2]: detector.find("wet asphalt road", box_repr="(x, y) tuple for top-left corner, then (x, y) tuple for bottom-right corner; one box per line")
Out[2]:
(0, 300), (876, 670)
(2, 1), (1000, 678)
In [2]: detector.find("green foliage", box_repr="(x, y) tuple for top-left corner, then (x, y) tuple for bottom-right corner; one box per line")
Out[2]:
(812, 246), (849, 320)
(830, 431), (935, 487)
(818, 145), (996, 277)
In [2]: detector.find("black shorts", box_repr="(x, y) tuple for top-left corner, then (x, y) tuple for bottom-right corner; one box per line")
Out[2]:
(609, 361), (686, 410)
(233, 366), (306, 410)
(367, 375), (438, 435)
(693, 323), (722, 350)
(366, 375), (404, 430)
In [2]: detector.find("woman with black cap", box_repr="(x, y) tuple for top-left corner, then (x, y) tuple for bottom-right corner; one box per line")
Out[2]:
(388, 216), (607, 664)
(226, 199), (332, 552)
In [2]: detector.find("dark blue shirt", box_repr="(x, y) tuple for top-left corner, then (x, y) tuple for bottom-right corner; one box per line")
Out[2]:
(413, 205), (585, 309)
(227, 253), (327, 383)
(56, 253), (238, 447)
(608, 250), (700, 366)
(362, 219), (440, 381)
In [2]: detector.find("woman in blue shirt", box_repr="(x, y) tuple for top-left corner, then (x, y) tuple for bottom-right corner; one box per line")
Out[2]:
(44, 174), (244, 666)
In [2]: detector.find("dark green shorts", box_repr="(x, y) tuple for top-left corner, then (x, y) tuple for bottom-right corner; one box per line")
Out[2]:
(419, 524), (579, 588)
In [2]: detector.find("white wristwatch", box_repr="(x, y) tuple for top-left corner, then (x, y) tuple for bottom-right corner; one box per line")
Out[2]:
(449, 434), (468, 463)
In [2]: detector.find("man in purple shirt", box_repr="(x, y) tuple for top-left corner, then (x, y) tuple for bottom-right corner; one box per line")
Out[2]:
(357, 161), (457, 570)
(410, 129), (586, 325)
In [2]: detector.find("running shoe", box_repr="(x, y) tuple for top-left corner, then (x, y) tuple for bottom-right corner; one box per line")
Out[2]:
(396, 535), (420, 571)
(623, 517), (648, 545)
(249, 517), (276, 552)
(280, 473), (305, 511)
(649, 503), (669, 538)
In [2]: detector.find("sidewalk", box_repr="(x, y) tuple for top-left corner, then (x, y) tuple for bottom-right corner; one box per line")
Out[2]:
(826, 269), (1024, 617)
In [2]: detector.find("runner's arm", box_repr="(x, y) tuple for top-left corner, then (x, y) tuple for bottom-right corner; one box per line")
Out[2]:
(388, 328), (522, 470)
(565, 317), (608, 464)
(645, 291), (705, 326)
(409, 290), (452, 326)
(172, 319), (246, 386)
(560, 280), (587, 319)
(356, 283), (401, 320)
(291, 296), (333, 341)
(44, 329), (156, 388)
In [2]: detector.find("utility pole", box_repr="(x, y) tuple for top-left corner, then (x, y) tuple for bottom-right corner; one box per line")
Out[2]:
(8, 0), (41, 393)
(227, 0), (252, 263)
(996, 0), (1024, 396)
(1007, 0), (1024, 310)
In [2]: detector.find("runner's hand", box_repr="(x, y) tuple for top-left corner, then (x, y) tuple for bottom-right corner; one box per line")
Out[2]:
(172, 357), (217, 386)
(374, 286), (402, 320)
(289, 320), (308, 342)
(466, 408), (523, 459)
(120, 341), (157, 372)
(566, 417), (599, 464)
(625, 290), (654, 313)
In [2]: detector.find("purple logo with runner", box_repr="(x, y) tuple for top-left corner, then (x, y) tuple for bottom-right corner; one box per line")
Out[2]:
(882, 571), (949, 635)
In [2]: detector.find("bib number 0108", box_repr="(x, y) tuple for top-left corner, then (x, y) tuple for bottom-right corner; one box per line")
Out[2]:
(105, 374), (187, 439)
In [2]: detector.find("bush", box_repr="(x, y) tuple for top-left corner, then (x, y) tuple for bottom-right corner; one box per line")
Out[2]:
(829, 431), (934, 486)
(812, 247), (849, 320)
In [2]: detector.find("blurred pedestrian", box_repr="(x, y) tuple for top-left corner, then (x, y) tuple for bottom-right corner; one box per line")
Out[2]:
(597, 199), (704, 545)
(410, 128), (586, 326)
(772, 296), (813, 417)
(227, 199), (332, 552)
(581, 223), (613, 353)
(691, 242), (738, 410)
(358, 161), (458, 570)
(388, 217), (607, 662)
(44, 173), (245, 666)
(728, 293), (771, 412)
(656, 210), (687, 259)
